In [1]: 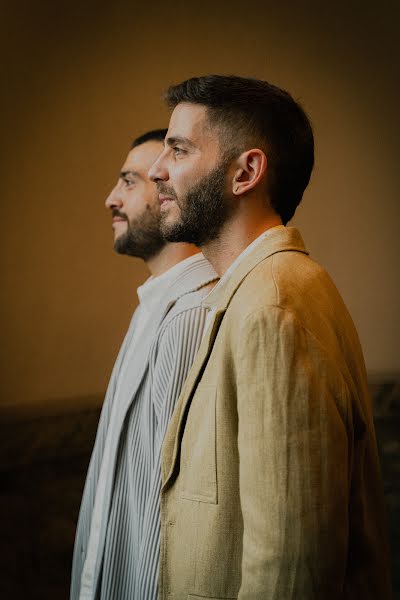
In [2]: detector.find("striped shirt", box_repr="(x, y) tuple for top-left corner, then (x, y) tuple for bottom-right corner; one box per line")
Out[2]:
(70, 254), (218, 600)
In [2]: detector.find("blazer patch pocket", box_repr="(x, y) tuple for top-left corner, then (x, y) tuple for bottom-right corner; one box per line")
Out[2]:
(180, 384), (217, 504)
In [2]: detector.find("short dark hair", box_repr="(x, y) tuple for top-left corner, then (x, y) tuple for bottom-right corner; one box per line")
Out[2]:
(131, 128), (167, 148)
(165, 75), (314, 224)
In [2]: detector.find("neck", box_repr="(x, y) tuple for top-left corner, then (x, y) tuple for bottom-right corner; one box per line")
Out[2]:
(145, 242), (200, 277)
(202, 212), (282, 276)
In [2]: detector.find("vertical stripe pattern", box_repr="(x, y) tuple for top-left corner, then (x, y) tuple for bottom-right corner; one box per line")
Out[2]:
(70, 255), (217, 600)
(99, 307), (208, 600)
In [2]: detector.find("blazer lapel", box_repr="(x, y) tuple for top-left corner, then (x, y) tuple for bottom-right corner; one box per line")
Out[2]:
(203, 226), (309, 314)
(161, 227), (309, 491)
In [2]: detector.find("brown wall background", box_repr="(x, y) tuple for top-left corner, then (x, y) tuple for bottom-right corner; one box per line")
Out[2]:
(1, 0), (399, 408)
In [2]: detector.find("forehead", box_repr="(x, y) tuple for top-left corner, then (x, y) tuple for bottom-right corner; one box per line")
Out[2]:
(122, 140), (163, 174)
(167, 102), (218, 148)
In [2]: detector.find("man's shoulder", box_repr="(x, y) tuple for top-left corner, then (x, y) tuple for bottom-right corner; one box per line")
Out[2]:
(154, 281), (214, 343)
(232, 249), (331, 310)
(227, 249), (353, 338)
(225, 249), (363, 370)
(171, 280), (215, 316)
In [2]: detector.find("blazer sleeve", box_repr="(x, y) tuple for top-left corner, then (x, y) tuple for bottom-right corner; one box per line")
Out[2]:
(236, 305), (350, 599)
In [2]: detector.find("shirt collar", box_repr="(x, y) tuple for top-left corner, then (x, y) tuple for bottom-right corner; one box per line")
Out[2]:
(137, 253), (218, 314)
(220, 225), (286, 283)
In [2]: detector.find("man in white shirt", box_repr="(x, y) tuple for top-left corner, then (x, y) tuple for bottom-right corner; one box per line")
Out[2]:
(70, 129), (218, 600)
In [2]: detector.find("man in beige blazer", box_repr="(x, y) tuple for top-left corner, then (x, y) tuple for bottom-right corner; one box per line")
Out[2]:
(149, 75), (392, 599)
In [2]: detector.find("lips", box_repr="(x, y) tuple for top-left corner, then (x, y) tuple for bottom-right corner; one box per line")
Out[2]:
(111, 216), (128, 229)
(158, 194), (175, 206)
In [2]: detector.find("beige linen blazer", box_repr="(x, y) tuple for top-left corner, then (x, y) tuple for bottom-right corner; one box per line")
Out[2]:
(159, 227), (392, 600)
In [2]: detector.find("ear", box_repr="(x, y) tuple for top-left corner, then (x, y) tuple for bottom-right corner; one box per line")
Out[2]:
(231, 149), (267, 196)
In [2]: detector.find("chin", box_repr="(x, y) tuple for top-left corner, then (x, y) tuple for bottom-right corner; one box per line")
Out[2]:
(161, 217), (179, 236)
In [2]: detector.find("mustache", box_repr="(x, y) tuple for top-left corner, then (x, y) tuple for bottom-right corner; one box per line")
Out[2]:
(156, 182), (178, 199)
(112, 209), (128, 220)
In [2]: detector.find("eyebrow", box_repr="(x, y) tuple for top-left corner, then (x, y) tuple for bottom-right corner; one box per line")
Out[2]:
(165, 135), (196, 150)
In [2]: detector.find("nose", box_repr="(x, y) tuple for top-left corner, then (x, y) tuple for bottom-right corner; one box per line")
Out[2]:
(105, 183), (122, 210)
(148, 150), (169, 182)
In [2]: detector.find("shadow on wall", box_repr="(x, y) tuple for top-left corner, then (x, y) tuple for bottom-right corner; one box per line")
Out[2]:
(0, 378), (399, 599)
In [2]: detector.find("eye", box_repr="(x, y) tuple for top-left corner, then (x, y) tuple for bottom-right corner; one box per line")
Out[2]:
(173, 146), (186, 156)
(124, 178), (135, 187)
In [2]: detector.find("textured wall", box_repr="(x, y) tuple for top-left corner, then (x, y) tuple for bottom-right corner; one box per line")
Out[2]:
(1, 0), (399, 407)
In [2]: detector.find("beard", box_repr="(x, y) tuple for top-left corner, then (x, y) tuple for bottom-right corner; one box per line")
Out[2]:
(158, 158), (235, 247)
(113, 204), (166, 261)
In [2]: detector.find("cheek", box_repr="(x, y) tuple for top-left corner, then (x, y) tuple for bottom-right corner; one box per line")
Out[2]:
(123, 195), (144, 222)
(172, 158), (212, 197)
(171, 167), (194, 199)
(123, 186), (151, 217)
(142, 184), (161, 212)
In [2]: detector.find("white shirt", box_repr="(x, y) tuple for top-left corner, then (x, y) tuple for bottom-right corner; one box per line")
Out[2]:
(75, 254), (216, 600)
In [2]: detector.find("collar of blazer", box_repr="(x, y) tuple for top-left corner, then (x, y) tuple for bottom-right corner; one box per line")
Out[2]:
(203, 226), (309, 313)
(161, 226), (309, 491)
